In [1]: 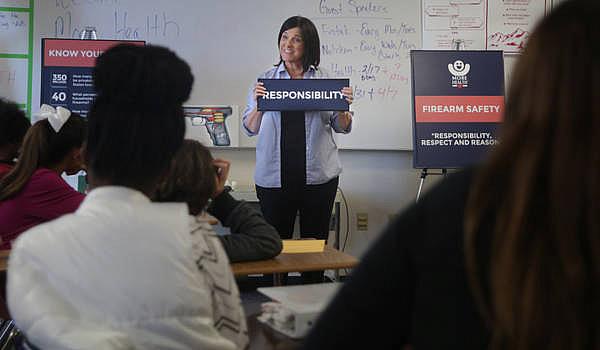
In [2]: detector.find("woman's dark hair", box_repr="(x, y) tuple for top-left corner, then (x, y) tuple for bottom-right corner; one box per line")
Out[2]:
(86, 44), (193, 193)
(0, 112), (86, 200)
(154, 139), (216, 215)
(465, 1), (600, 349)
(0, 98), (30, 151)
(276, 16), (320, 72)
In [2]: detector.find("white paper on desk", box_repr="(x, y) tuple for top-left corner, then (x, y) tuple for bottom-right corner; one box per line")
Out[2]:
(257, 283), (341, 338)
(258, 283), (340, 314)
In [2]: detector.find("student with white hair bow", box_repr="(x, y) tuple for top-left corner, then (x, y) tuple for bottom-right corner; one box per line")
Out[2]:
(0, 105), (87, 248)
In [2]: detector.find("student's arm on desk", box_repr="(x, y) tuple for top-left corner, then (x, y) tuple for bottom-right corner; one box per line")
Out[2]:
(301, 205), (417, 349)
(207, 191), (282, 263)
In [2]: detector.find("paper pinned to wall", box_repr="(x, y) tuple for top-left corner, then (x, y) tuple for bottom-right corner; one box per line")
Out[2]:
(422, 0), (552, 53)
(0, 57), (27, 104)
(487, 0), (550, 53)
(0, 0), (29, 8)
(0, 10), (29, 54)
(422, 0), (487, 50)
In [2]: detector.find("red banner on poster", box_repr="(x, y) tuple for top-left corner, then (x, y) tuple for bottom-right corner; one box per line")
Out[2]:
(43, 39), (144, 67)
(414, 95), (504, 123)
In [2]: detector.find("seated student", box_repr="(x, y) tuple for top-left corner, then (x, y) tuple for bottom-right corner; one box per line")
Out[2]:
(303, 1), (599, 349)
(0, 99), (30, 178)
(7, 44), (248, 349)
(0, 105), (86, 249)
(155, 139), (282, 263)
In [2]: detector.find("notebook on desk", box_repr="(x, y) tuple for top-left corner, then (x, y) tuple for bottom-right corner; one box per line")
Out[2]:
(281, 239), (325, 253)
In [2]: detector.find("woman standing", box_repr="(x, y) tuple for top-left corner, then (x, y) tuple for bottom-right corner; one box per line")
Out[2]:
(243, 16), (353, 282)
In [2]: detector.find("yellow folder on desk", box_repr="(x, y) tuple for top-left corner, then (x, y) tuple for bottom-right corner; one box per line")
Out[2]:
(281, 239), (325, 253)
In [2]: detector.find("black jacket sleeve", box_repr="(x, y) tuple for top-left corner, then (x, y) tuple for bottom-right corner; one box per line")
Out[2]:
(302, 170), (486, 349)
(207, 191), (282, 263)
(301, 203), (417, 349)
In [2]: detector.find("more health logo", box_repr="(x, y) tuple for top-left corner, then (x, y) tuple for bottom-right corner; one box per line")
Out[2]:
(448, 60), (470, 88)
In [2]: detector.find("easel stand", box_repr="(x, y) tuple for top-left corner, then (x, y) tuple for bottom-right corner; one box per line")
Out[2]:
(416, 168), (447, 202)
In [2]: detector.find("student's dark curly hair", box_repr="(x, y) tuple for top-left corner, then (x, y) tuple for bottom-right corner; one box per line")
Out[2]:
(0, 98), (30, 149)
(154, 139), (216, 215)
(86, 44), (193, 193)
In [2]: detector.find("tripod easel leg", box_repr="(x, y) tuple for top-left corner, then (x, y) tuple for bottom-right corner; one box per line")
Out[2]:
(416, 168), (428, 202)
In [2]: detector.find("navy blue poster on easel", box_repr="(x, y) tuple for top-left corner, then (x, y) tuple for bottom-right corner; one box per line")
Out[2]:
(41, 39), (145, 117)
(411, 51), (505, 168)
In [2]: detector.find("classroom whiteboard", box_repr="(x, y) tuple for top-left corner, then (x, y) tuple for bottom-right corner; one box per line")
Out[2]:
(32, 0), (421, 150)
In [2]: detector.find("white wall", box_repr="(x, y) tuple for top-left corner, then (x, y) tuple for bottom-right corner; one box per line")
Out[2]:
(212, 148), (442, 258)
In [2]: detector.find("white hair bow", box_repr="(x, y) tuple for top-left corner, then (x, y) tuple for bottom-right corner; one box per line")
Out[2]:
(38, 104), (72, 132)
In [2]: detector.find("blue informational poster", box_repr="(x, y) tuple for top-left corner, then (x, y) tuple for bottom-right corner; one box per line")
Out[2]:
(41, 39), (144, 117)
(258, 79), (349, 111)
(411, 50), (505, 168)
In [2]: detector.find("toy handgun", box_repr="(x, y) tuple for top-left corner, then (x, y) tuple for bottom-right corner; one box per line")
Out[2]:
(184, 107), (232, 146)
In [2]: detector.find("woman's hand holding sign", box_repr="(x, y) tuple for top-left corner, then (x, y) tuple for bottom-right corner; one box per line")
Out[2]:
(245, 82), (267, 134)
(342, 86), (353, 105)
(338, 86), (354, 130)
(254, 82), (267, 101)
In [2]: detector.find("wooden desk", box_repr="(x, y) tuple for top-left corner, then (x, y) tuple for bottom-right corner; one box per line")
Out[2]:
(0, 250), (9, 320)
(231, 246), (358, 277)
(0, 247), (359, 276)
(0, 250), (8, 272)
